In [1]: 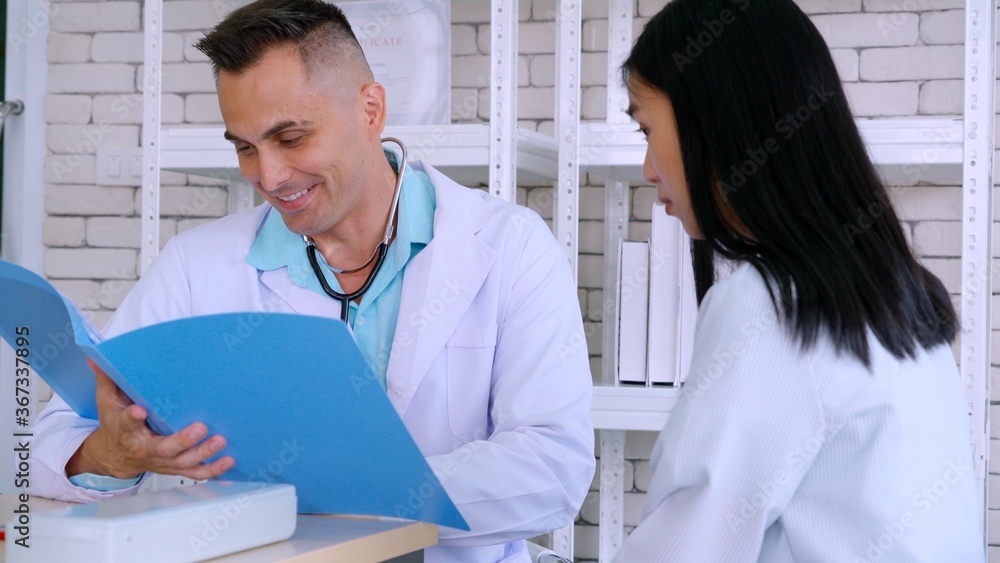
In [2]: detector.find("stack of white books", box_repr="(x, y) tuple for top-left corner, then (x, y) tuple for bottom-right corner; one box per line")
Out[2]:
(615, 203), (698, 385)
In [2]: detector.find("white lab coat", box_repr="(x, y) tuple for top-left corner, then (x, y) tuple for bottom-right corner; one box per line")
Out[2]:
(31, 162), (596, 563)
(614, 262), (983, 562)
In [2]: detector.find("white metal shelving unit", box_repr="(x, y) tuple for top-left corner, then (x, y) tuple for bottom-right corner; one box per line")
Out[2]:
(159, 124), (559, 188)
(558, 0), (995, 561)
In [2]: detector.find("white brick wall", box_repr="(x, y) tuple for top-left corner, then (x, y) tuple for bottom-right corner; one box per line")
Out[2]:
(844, 82), (920, 116)
(791, 0), (860, 12)
(48, 33), (92, 63)
(863, 0), (964, 10)
(34, 1), (999, 560)
(49, 63), (137, 93)
(49, 2), (140, 33)
(44, 248), (137, 279)
(919, 79), (963, 113)
(45, 94), (92, 124)
(184, 93), (223, 123)
(91, 32), (184, 63)
(42, 217), (86, 247)
(861, 45), (964, 80)
(46, 185), (135, 215)
(920, 9), (964, 44)
(162, 0), (228, 31)
(47, 124), (140, 154)
(812, 13), (919, 48)
(830, 49), (860, 82)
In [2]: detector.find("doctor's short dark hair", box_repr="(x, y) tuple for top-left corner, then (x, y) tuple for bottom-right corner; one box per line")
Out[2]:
(622, 0), (957, 367)
(194, 0), (373, 82)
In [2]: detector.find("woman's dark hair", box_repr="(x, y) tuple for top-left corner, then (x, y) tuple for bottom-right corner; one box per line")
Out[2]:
(195, 0), (370, 81)
(622, 0), (957, 366)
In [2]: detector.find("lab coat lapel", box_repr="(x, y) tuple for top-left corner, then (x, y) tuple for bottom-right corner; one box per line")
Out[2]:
(387, 165), (496, 416)
(258, 268), (344, 320)
(388, 231), (494, 416)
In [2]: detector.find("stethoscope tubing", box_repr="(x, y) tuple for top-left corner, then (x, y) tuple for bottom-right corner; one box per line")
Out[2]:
(307, 242), (387, 323)
(305, 138), (408, 324)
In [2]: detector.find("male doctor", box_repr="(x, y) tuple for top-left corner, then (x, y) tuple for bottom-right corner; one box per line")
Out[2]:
(30, 1), (595, 561)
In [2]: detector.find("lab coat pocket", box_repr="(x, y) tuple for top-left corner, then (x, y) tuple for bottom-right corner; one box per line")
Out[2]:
(446, 325), (498, 444)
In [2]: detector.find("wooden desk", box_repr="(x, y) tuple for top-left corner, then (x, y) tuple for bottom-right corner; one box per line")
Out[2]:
(0, 495), (436, 562)
(207, 517), (436, 562)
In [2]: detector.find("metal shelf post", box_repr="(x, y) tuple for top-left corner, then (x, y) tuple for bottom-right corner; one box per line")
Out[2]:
(961, 0), (996, 544)
(489, 0), (518, 203)
(555, 0), (582, 274)
(140, 0), (163, 275)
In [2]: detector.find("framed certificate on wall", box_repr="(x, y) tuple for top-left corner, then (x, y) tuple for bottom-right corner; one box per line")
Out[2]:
(339, 0), (452, 126)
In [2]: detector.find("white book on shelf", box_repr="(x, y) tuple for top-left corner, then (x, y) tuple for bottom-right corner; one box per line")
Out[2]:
(618, 240), (650, 384)
(676, 231), (698, 386)
(647, 203), (683, 385)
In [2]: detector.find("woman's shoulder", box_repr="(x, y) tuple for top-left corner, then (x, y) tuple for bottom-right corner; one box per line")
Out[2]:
(689, 261), (792, 368)
(700, 261), (776, 316)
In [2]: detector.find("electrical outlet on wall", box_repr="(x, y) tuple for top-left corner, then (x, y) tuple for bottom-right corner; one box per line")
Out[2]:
(96, 147), (144, 186)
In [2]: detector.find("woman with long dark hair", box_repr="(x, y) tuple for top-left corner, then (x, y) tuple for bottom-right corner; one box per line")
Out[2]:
(615, 0), (983, 560)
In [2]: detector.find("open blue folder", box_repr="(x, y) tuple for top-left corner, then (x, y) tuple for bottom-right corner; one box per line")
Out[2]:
(0, 259), (468, 531)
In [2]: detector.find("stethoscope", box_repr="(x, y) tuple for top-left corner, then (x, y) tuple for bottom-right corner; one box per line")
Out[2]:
(305, 137), (407, 324)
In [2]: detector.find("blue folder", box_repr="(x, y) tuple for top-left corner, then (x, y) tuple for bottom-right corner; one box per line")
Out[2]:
(0, 259), (468, 530)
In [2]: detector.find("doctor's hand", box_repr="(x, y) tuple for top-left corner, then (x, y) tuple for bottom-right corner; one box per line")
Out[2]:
(65, 359), (235, 481)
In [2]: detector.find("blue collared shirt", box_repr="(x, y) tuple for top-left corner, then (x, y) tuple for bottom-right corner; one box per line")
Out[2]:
(246, 153), (436, 389)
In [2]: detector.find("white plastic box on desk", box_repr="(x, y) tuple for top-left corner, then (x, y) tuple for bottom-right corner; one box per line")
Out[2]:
(7, 482), (296, 563)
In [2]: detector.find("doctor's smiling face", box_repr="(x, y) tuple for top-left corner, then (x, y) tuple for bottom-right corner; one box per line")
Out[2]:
(217, 43), (392, 253)
(627, 77), (702, 239)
